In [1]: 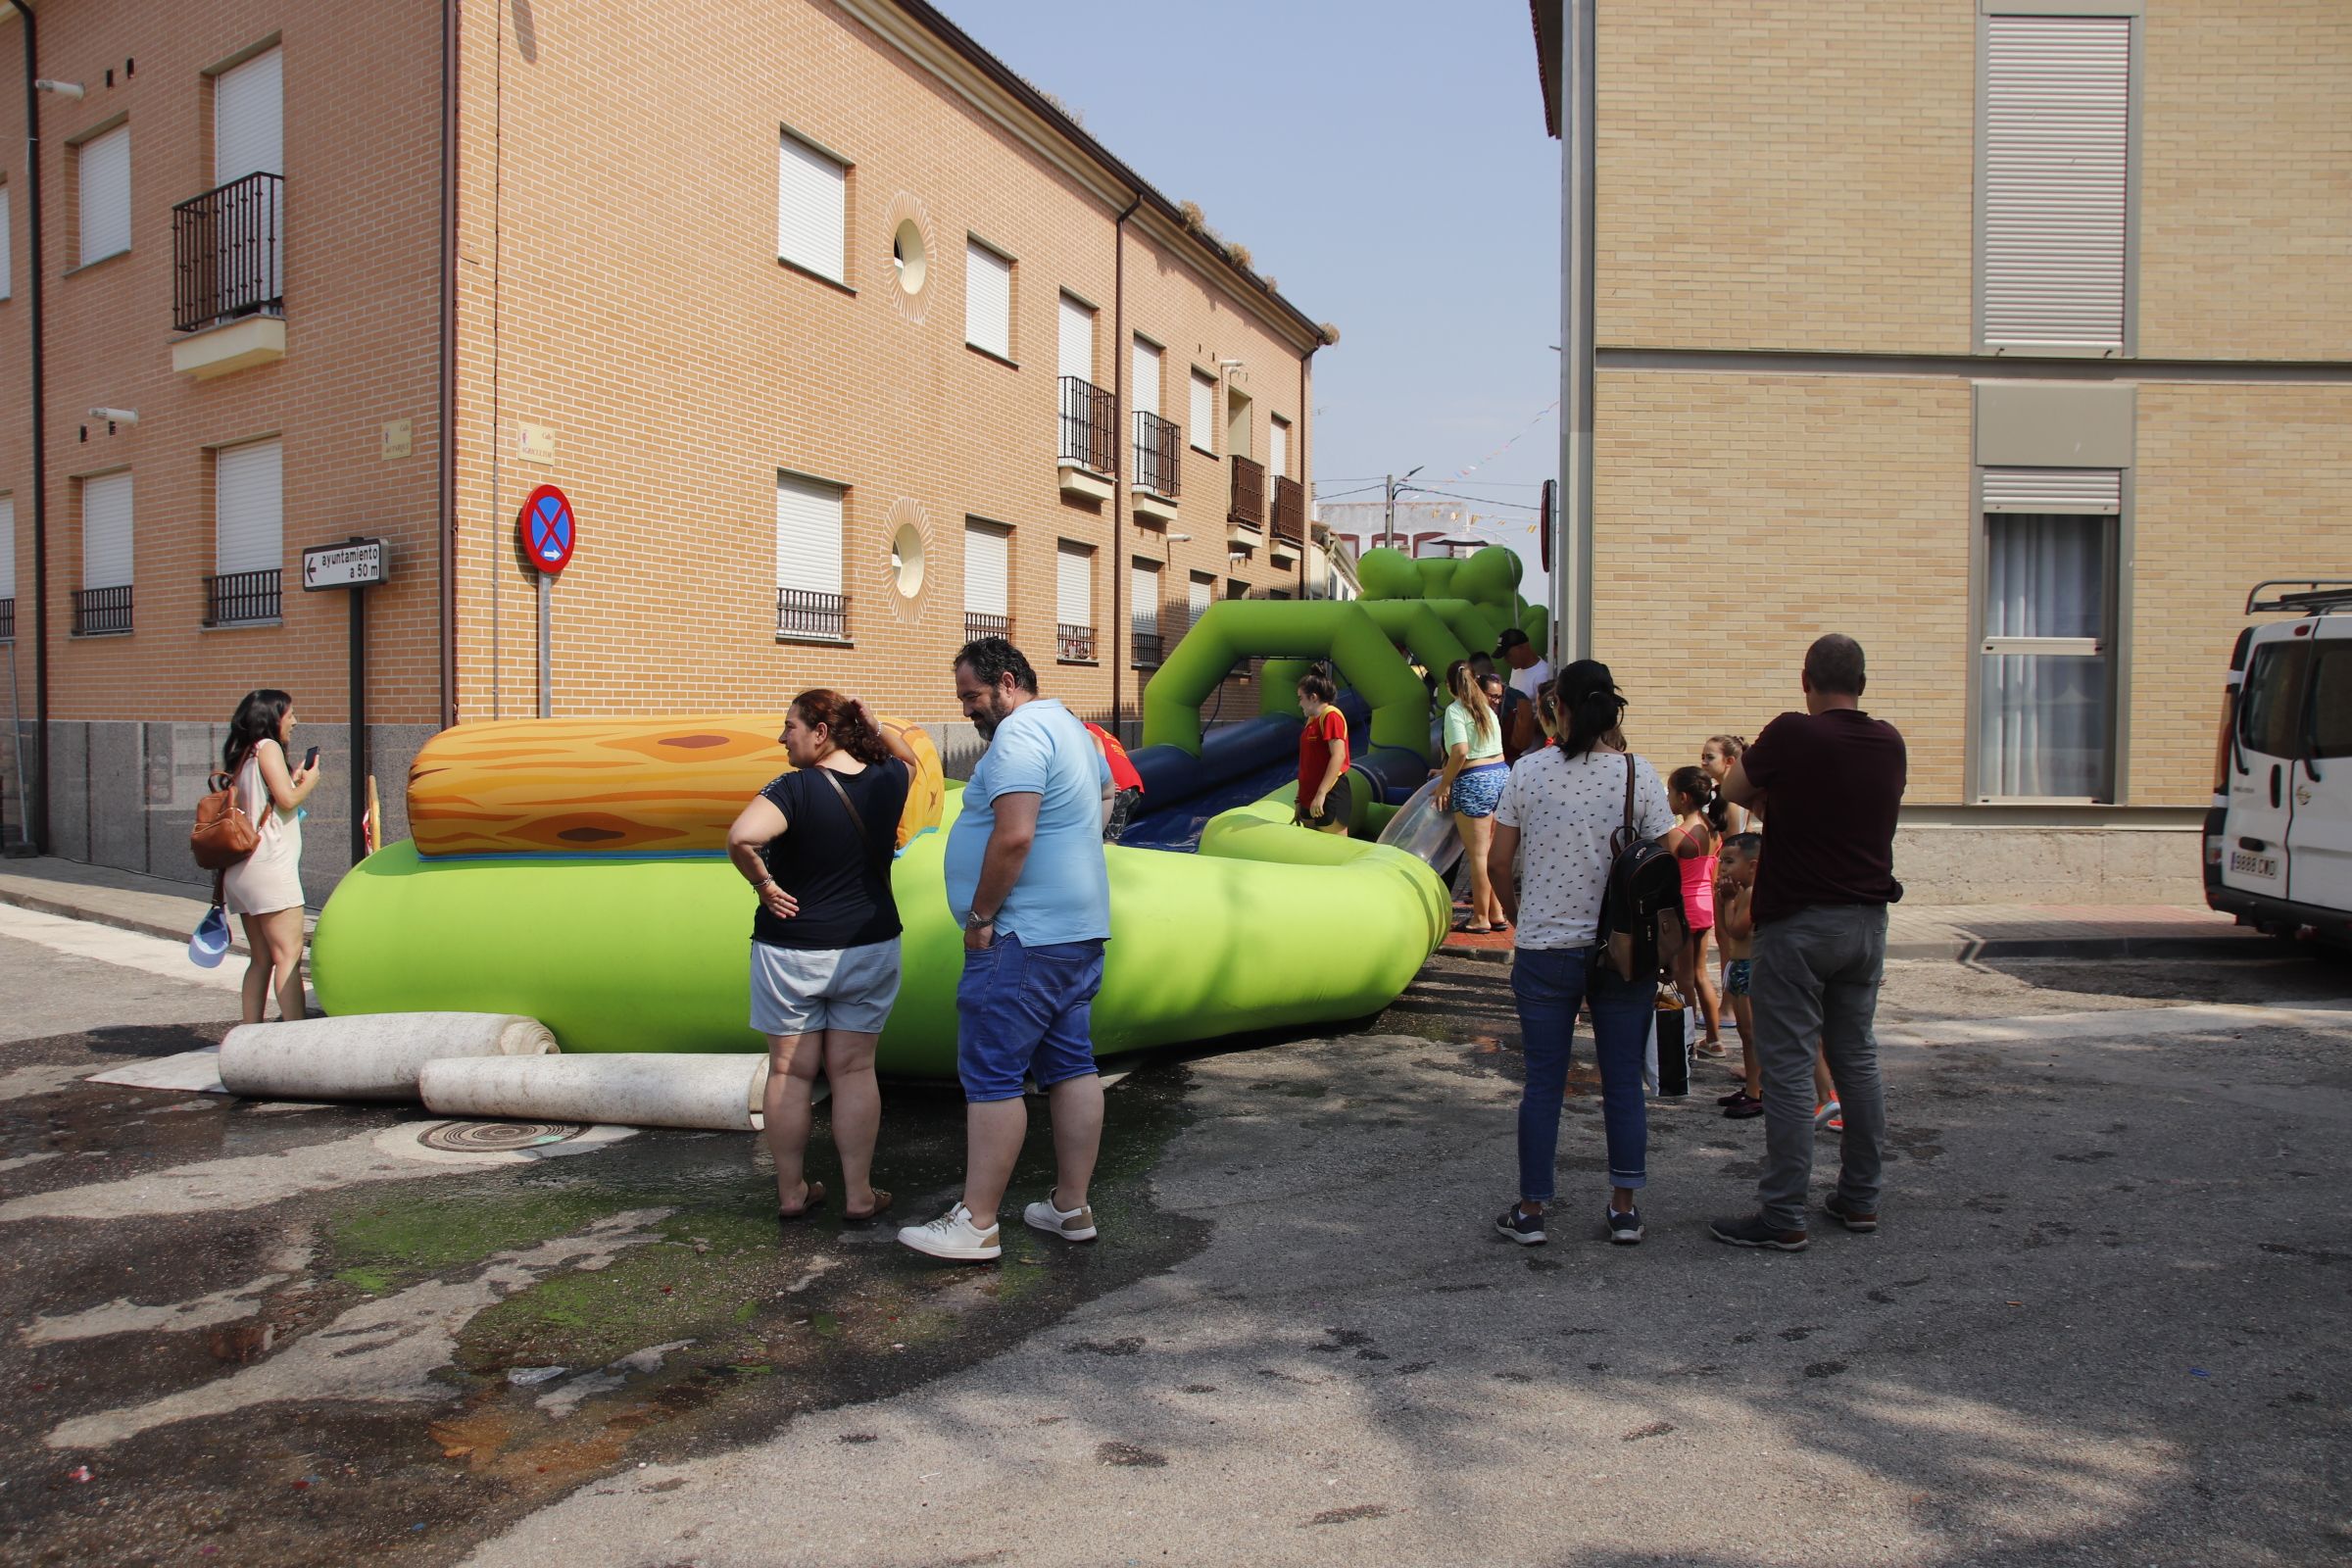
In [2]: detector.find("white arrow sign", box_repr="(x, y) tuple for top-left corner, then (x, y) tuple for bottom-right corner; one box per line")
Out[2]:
(302, 539), (389, 591)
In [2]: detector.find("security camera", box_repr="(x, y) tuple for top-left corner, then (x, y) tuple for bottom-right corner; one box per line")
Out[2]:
(34, 79), (85, 100)
(89, 408), (138, 425)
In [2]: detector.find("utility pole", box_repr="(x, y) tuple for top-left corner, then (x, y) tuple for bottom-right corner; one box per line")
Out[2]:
(1556, 0), (1597, 662)
(1383, 472), (1395, 551)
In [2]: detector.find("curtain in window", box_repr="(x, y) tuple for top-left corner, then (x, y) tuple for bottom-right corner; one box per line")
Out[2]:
(1980, 514), (2107, 798)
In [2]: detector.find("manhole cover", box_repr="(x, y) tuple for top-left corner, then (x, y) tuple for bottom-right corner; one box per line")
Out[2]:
(416, 1120), (586, 1152)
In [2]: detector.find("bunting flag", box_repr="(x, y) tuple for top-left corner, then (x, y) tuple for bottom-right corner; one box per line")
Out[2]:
(1454, 400), (1559, 478)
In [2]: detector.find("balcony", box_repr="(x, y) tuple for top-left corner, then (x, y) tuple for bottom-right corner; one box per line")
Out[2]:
(1226, 455), (1266, 552)
(1131, 623), (1162, 668)
(172, 172), (286, 378)
(776, 588), (849, 643)
(963, 612), (1012, 645)
(0, 597), (12, 642)
(1133, 412), (1181, 526)
(1058, 376), (1116, 502)
(204, 568), (282, 628)
(1056, 622), (1098, 663)
(72, 586), (133, 637)
(1271, 475), (1305, 564)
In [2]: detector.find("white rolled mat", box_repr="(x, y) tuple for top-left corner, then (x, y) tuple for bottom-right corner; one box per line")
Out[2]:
(219, 1012), (558, 1102)
(417, 1054), (770, 1133)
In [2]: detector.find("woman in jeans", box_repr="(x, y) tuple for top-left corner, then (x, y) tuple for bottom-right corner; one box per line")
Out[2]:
(1485, 662), (1675, 1246)
(219, 689), (321, 1025)
(726, 690), (917, 1226)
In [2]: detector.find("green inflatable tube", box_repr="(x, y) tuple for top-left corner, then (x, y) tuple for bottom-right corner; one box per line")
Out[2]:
(1351, 600), (1470, 681)
(311, 788), (1447, 1074)
(1141, 599), (1429, 758)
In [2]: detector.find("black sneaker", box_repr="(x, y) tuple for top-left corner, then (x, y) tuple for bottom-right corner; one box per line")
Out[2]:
(1494, 1204), (1546, 1246)
(1823, 1192), (1879, 1233)
(1606, 1205), (1644, 1245)
(1709, 1212), (1809, 1250)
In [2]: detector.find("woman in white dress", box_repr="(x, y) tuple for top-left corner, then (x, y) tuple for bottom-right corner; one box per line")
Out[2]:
(220, 689), (320, 1024)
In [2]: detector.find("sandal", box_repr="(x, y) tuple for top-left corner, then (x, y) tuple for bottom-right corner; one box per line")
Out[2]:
(1694, 1037), (1729, 1058)
(1722, 1094), (1765, 1120)
(776, 1180), (828, 1222)
(1461, 924), (1495, 936)
(843, 1188), (894, 1224)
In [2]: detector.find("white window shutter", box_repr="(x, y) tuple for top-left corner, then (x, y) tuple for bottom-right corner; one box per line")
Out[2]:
(963, 521), (1009, 616)
(1269, 419), (1289, 479)
(79, 125), (131, 265)
(1057, 295), (1094, 385)
(0, 188), (13, 302)
(1190, 371), (1216, 453)
(1982, 16), (2132, 352)
(215, 47), (283, 183)
(1982, 467), (2121, 514)
(1055, 543), (1091, 626)
(776, 134), (846, 282)
(1132, 339), (1160, 418)
(82, 472), (133, 591)
(965, 241), (1011, 359)
(774, 473), (844, 597)
(1131, 564), (1159, 636)
(0, 497), (15, 600)
(1188, 572), (1213, 628)
(215, 440), (284, 575)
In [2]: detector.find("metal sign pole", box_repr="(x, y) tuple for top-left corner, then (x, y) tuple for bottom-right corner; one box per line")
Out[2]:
(537, 573), (552, 719)
(350, 568), (368, 864)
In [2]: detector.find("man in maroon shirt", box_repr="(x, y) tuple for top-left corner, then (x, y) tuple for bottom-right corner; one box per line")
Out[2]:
(1709, 634), (1906, 1251)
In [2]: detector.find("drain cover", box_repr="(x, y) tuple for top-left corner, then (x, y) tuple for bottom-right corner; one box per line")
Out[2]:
(416, 1120), (585, 1152)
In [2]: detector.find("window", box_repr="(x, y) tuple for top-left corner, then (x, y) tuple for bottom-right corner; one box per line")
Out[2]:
(776, 131), (847, 284)
(1269, 416), (1290, 479)
(0, 495), (15, 617)
(82, 472), (133, 590)
(1055, 541), (1093, 661)
(211, 438), (283, 624)
(963, 518), (1010, 638)
(1131, 560), (1161, 664)
(1979, 13), (2134, 354)
(0, 181), (12, 301)
(2307, 646), (2352, 762)
(1188, 571), (1214, 631)
(2239, 642), (2311, 761)
(216, 46), (283, 183)
(1190, 369), (1217, 456)
(964, 239), (1012, 360)
(774, 471), (847, 640)
(78, 123), (131, 266)
(1057, 294), (1095, 385)
(1977, 471), (2119, 799)
(1132, 337), (1161, 421)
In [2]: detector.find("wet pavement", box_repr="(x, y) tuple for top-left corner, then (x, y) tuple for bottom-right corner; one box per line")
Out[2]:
(3, 921), (2349, 1565)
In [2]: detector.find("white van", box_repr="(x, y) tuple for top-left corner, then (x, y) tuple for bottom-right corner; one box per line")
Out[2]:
(2206, 580), (2352, 941)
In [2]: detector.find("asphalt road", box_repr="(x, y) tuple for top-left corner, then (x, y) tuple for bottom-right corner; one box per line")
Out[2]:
(1, 905), (2347, 1566)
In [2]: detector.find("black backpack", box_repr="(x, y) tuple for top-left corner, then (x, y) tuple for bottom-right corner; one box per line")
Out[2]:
(1596, 753), (1685, 982)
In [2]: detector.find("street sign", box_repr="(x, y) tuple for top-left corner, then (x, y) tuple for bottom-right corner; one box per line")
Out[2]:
(519, 483), (575, 575)
(302, 538), (390, 591)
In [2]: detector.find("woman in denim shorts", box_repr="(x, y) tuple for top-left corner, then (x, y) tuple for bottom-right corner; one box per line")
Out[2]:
(1437, 660), (1510, 933)
(726, 691), (917, 1226)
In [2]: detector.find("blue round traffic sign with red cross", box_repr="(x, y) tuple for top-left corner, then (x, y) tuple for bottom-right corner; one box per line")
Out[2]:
(519, 484), (575, 575)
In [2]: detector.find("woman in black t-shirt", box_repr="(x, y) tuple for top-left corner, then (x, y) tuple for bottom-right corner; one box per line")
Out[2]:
(726, 690), (917, 1226)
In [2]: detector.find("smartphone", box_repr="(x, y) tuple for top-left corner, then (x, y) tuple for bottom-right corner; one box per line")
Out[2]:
(304, 746), (320, 771)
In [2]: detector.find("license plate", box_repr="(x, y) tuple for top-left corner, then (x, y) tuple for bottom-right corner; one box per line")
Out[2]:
(2230, 850), (2278, 880)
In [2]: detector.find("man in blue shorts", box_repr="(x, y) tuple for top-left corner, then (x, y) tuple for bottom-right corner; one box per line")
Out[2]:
(900, 638), (1113, 1262)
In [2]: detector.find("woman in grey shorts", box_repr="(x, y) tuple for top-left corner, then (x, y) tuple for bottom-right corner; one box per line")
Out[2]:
(726, 690), (916, 1225)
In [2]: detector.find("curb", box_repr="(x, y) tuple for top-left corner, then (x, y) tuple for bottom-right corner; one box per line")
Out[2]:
(0, 887), (317, 962)
(1439, 932), (2272, 965)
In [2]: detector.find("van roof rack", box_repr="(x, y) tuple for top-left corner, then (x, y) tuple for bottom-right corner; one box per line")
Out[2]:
(2247, 579), (2352, 615)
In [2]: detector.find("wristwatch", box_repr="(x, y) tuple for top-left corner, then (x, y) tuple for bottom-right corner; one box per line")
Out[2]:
(963, 907), (996, 931)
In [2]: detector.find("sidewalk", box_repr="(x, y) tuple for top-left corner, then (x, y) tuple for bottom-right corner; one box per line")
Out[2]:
(0, 856), (315, 957)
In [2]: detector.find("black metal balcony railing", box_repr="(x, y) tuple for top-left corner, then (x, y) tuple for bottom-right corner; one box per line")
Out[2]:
(173, 172), (285, 333)
(1058, 376), (1116, 474)
(964, 612), (1012, 645)
(73, 585), (133, 636)
(1131, 624), (1162, 667)
(1272, 475), (1306, 545)
(1229, 455), (1266, 530)
(776, 588), (849, 642)
(204, 567), (281, 627)
(1056, 622), (1096, 662)
(0, 597), (13, 642)
(1135, 411), (1182, 498)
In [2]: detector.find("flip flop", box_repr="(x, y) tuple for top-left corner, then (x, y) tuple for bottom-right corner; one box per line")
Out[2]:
(1461, 924), (1495, 936)
(776, 1180), (828, 1223)
(843, 1188), (894, 1224)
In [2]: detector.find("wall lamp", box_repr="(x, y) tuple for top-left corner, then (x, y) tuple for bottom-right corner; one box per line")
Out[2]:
(34, 78), (83, 99)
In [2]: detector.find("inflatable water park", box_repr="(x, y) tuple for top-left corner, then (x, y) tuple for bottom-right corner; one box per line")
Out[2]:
(310, 546), (1546, 1079)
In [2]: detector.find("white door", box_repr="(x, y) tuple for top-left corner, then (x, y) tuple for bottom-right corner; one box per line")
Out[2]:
(964, 521), (1009, 618)
(1058, 296), (1094, 385)
(2285, 619), (2352, 911)
(2221, 631), (2305, 905)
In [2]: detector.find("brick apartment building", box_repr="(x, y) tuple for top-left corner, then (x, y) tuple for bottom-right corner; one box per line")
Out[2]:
(1533, 0), (2352, 901)
(0, 0), (1330, 890)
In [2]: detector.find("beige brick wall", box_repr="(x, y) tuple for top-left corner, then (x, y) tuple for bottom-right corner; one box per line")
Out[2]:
(2129, 382), (2352, 803)
(1595, 1), (1976, 355)
(448, 0), (1316, 731)
(1592, 371), (1975, 800)
(0, 2), (445, 730)
(2137, 0), (2352, 361)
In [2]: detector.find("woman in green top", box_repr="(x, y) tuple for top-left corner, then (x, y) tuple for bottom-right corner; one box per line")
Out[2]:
(1437, 659), (1509, 934)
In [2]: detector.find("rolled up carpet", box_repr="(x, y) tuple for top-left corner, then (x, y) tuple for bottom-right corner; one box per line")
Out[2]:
(418, 1053), (769, 1132)
(218, 1012), (557, 1102)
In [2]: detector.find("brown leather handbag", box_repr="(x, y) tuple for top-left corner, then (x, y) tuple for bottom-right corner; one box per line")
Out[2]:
(191, 757), (262, 872)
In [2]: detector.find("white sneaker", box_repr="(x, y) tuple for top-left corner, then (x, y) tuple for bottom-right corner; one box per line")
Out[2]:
(1022, 1192), (1099, 1243)
(897, 1203), (1001, 1261)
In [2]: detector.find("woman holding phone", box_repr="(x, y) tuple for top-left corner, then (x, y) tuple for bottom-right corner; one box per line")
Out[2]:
(220, 689), (320, 1024)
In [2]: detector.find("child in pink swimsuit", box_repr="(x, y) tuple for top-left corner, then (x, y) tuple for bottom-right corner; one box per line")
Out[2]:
(1664, 766), (1724, 1055)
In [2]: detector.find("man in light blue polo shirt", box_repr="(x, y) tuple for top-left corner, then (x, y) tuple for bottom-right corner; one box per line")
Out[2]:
(901, 637), (1112, 1263)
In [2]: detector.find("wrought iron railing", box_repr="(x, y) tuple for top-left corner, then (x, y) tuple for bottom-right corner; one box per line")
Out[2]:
(775, 588), (849, 641)
(172, 172), (285, 333)
(1056, 622), (1097, 662)
(963, 612), (1012, 645)
(0, 597), (12, 642)
(1131, 625), (1162, 667)
(73, 585), (133, 636)
(1058, 376), (1116, 474)
(204, 567), (281, 627)
(1135, 412), (1181, 498)
(1229, 455), (1266, 530)
(1272, 475), (1305, 545)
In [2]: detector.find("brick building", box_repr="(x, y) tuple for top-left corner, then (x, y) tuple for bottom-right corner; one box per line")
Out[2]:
(0, 0), (1330, 889)
(1533, 0), (2352, 901)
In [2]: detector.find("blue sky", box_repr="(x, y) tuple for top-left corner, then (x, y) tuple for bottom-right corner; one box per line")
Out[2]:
(947, 0), (1562, 586)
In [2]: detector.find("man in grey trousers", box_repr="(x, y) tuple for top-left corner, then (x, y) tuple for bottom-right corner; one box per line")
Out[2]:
(1709, 634), (1907, 1250)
